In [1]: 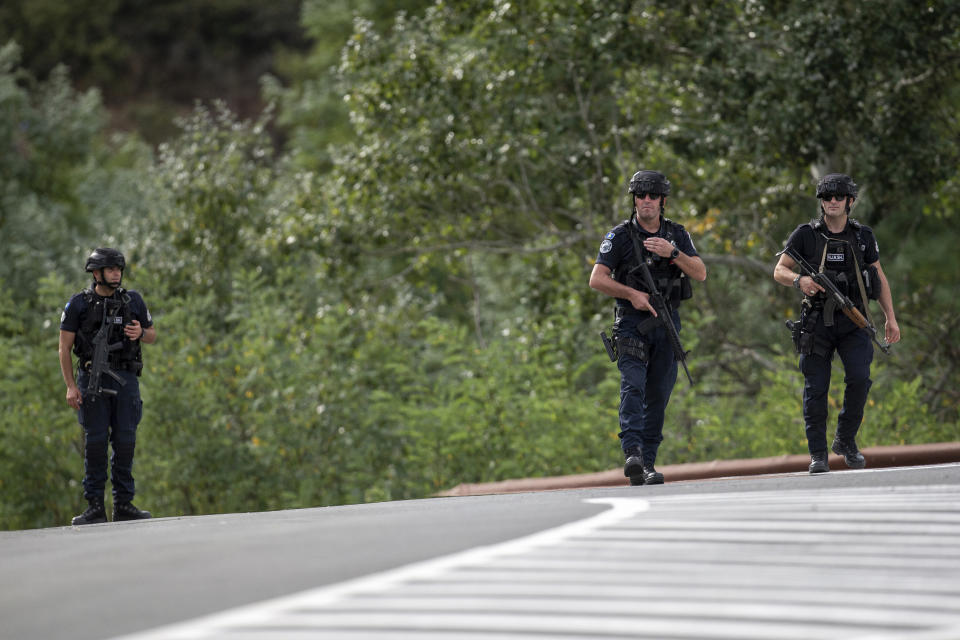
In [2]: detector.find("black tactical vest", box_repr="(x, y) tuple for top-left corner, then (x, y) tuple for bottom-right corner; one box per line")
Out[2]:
(615, 217), (692, 305)
(809, 218), (876, 307)
(73, 288), (142, 367)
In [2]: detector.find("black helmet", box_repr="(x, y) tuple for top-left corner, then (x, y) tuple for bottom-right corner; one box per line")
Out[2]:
(816, 173), (858, 199)
(628, 170), (671, 197)
(85, 247), (125, 273)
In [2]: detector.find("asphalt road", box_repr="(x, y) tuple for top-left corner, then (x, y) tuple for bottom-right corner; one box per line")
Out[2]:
(2, 464), (959, 640)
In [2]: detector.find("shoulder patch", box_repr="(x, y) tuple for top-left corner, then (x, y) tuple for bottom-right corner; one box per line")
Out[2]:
(599, 239), (613, 254)
(605, 232), (616, 240)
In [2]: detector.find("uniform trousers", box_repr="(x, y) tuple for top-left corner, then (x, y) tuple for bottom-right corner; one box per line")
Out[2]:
(615, 309), (680, 466)
(798, 312), (873, 454)
(76, 369), (142, 501)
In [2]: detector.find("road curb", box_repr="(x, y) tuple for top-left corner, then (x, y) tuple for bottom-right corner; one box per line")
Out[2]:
(439, 441), (960, 497)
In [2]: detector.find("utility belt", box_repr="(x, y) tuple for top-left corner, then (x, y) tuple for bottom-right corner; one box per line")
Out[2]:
(785, 304), (838, 359)
(613, 305), (671, 335)
(600, 329), (650, 363)
(80, 359), (143, 375)
(601, 305), (678, 363)
(786, 306), (818, 356)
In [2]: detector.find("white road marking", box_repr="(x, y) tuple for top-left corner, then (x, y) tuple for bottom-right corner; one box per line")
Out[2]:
(113, 484), (960, 640)
(112, 498), (649, 639)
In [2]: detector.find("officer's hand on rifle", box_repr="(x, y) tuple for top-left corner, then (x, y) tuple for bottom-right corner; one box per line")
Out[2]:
(627, 289), (657, 316)
(797, 274), (825, 297)
(124, 319), (144, 341)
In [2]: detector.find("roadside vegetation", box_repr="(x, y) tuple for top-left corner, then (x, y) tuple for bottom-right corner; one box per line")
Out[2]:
(2, 0), (958, 529)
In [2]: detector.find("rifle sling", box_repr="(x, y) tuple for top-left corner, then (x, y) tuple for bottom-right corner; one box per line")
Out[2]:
(625, 218), (675, 323)
(850, 249), (874, 327)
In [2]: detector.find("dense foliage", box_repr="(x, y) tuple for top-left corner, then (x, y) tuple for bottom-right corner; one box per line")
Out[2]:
(1, 0), (958, 530)
(0, 0), (307, 141)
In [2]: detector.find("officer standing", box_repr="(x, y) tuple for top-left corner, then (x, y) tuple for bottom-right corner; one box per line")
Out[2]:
(774, 174), (901, 473)
(589, 170), (707, 485)
(58, 248), (156, 524)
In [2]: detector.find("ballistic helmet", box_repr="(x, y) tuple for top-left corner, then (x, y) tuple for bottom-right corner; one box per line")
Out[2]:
(816, 173), (858, 199)
(628, 170), (671, 197)
(85, 247), (126, 273)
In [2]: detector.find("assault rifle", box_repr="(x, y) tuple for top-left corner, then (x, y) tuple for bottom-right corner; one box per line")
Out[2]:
(84, 300), (126, 401)
(632, 261), (694, 386)
(779, 245), (890, 355)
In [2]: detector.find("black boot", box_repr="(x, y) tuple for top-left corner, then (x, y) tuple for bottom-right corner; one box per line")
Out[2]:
(624, 448), (645, 486)
(809, 451), (829, 474)
(641, 462), (664, 485)
(831, 437), (866, 469)
(72, 497), (107, 525)
(113, 501), (152, 521)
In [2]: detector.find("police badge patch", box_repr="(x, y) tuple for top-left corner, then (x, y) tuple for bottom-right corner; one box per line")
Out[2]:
(600, 240), (613, 253)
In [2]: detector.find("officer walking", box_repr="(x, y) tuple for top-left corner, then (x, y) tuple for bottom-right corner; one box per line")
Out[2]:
(774, 174), (901, 473)
(589, 170), (707, 485)
(58, 248), (156, 524)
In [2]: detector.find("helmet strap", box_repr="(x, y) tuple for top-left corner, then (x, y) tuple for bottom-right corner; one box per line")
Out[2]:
(93, 268), (121, 291)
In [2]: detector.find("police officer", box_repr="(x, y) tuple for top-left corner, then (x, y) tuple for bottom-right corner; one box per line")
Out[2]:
(58, 248), (156, 524)
(774, 174), (901, 474)
(589, 170), (707, 485)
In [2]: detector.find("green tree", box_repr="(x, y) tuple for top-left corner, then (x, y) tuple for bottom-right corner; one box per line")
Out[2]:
(138, 102), (278, 318)
(0, 42), (110, 293)
(3, 0), (959, 531)
(316, 0), (960, 421)
(0, 0), (308, 142)
(269, 0), (435, 171)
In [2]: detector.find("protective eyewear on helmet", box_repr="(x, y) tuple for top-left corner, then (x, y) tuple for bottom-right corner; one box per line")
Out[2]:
(634, 192), (663, 201)
(819, 194), (848, 202)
